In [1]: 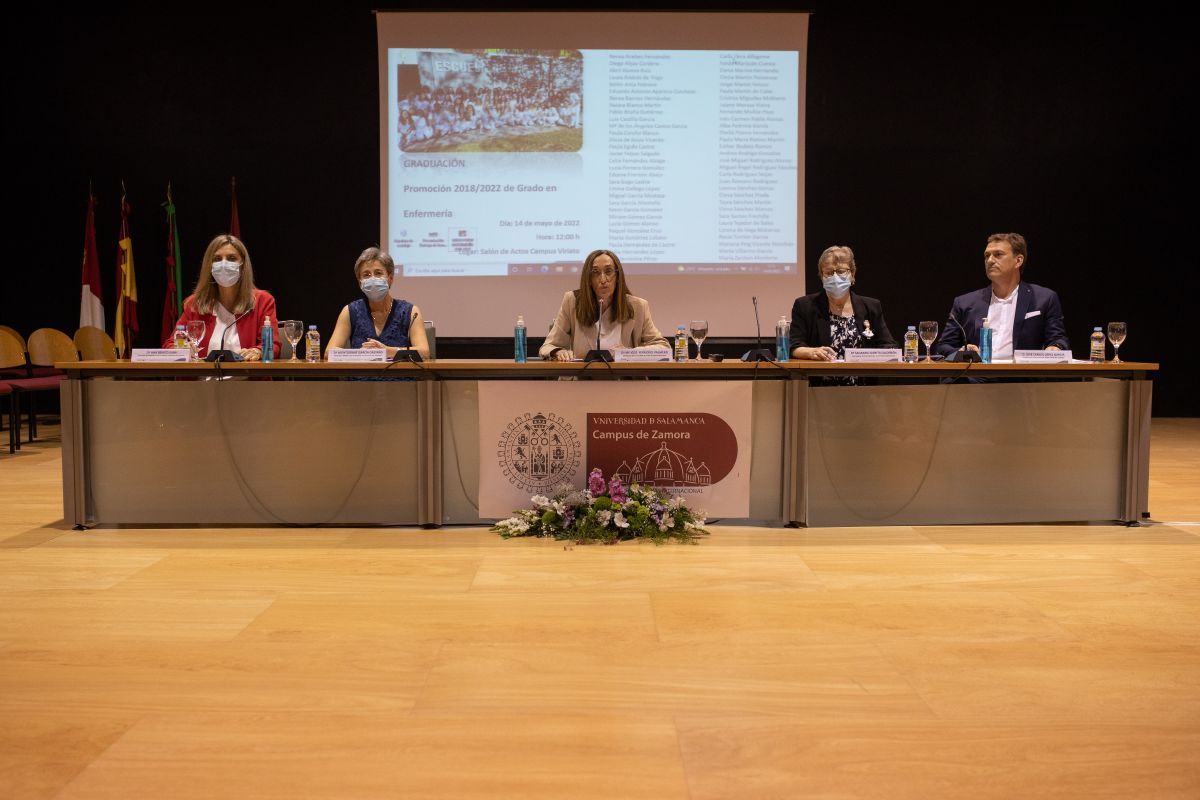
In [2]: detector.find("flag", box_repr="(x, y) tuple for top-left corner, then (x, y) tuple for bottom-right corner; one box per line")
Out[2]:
(80, 187), (104, 330)
(161, 182), (183, 342)
(113, 184), (139, 357)
(230, 175), (241, 238)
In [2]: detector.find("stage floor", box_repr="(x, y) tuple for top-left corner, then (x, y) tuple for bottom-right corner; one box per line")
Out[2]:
(2, 421), (1198, 799)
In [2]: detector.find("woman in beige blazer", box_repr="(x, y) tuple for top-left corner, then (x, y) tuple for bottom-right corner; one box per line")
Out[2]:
(539, 250), (669, 360)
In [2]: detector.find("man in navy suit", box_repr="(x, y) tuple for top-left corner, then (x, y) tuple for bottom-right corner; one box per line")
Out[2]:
(935, 232), (1069, 359)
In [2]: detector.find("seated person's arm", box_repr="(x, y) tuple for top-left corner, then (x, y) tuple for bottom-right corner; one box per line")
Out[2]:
(401, 305), (430, 360)
(636, 305), (669, 349)
(1043, 292), (1068, 351)
(539, 297), (575, 361)
(934, 302), (967, 357)
(789, 300), (835, 361)
(872, 308), (899, 349)
(324, 306), (352, 357)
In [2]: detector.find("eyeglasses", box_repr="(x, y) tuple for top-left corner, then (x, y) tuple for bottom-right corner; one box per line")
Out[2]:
(591, 268), (617, 280)
(820, 267), (852, 278)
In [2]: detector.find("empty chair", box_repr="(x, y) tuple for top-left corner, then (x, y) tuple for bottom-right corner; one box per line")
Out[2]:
(28, 328), (79, 371)
(0, 325), (27, 381)
(0, 328), (63, 448)
(0, 324), (24, 351)
(424, 319), (437, 360)
(17, 328), (75, 442)
(74, 326), (119, 361)
(0, 379), (14, 453)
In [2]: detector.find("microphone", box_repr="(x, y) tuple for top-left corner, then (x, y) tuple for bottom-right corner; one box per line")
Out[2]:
(944, 310), (981, 363)
(741, 296), (774, 362)
(205, 307), (251, 362)
(584, 294), (613, 363)
(392, 341), (423, 362)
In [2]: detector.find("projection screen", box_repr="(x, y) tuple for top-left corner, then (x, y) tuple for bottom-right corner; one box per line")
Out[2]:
(377, 11), (809, 338)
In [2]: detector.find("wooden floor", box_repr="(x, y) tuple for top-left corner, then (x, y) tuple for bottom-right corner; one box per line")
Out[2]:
(2, 420), (1198, 799)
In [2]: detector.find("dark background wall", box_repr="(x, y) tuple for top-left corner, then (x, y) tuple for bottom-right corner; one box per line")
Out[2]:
(3, 4), (1194, 414)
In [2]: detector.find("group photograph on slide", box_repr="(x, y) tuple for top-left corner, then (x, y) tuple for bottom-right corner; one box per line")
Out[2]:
(397, 48), (583, 153)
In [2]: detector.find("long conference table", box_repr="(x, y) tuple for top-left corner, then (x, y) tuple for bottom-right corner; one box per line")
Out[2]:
(56, 359), (1157, 529)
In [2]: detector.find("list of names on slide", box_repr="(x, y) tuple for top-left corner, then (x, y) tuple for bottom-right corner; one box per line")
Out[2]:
(606, 53), (674, 262)
(717, 53), (795, 262)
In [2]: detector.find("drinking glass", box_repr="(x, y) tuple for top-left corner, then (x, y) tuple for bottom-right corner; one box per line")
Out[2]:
(1107, 321), (1126, 363)
(283, 320), (305, 362)
(689, 319), (709, 360)
(918, 321), (938, 362)
(185, 320), (206, 360)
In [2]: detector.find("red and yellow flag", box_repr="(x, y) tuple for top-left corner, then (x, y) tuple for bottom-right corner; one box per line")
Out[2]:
(113, 185), (139, 357)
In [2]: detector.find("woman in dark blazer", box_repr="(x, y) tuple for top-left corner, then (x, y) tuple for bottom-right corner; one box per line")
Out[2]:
(789, 245), (896, 361)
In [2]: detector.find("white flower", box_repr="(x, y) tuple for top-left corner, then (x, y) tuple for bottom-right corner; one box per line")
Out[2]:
(613, 512), (630, 529)
(497, 517), (530, 534)
(597, 510), (612, 527)
(531, 495), (551, 509)
(662, 514), (675, 529)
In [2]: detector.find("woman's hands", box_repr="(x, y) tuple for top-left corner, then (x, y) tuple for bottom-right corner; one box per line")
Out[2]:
(797, 346), (836, 362)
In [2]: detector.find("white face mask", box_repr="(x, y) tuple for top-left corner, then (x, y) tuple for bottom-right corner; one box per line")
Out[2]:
(360, 277), (390, 302)
(211, 259), (242, 288)
(822, 273), (852, 298)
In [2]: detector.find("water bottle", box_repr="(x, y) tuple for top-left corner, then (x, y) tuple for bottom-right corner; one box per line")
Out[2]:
(979, 317), (992, 364)
(514, 315), (527, 363)
(306, 325), (321, 363)
(675, 325), (688, 362)
(775, 316), (790, 362)
(173, 324), (187, 349)
(261, 316), (274, 363)
(1090, 326), (1105, 362)
(903, 326), (919, 363)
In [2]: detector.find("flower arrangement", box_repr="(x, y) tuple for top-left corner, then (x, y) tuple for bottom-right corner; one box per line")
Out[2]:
(492, 468), (708, 545)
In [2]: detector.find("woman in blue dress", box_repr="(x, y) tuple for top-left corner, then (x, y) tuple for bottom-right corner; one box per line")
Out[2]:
(326, 247), (430, 360)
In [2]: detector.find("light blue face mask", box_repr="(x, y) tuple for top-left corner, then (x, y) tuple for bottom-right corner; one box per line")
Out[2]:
(822, 273), (852, 298)
(211, 260), (241, 288)
(360, 277), (390, 302)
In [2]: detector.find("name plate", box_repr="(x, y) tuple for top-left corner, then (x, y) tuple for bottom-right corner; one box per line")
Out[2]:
(844, 348), (902, 363)
(327, 348), (388, 363)
(612, 347), (672, 362)
(1014, 349), (1072, 364)
(131, 348), (192, 363)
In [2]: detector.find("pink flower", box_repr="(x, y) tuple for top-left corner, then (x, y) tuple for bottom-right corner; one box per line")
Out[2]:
(588, 468), (606, 495)
(608, 476), (627, 504)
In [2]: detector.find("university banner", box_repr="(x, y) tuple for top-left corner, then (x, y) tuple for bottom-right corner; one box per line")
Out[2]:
(478, 381), (752, 519)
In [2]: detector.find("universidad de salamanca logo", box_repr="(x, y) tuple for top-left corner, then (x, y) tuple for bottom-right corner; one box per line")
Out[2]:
(496, 412), (581, 492)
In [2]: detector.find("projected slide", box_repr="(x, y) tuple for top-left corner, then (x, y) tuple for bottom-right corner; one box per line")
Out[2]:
(387, 48), (798, 279)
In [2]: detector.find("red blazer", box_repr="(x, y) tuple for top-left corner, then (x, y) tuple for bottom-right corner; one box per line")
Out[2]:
(164, 289), (281, 358)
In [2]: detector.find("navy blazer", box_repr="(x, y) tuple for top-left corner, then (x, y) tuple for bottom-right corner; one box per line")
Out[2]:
(789, 291), (898, 352)
(934, 282), (1069, 357)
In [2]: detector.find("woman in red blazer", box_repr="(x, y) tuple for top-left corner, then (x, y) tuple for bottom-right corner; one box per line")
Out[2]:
(164, 233), (280, 360)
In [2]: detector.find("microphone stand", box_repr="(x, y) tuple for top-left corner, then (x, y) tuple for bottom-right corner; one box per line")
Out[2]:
(740, 296), (775, 362)
(205, 311), (247, 362)
(944, 311), (981, 363)
(584, 296), (613, 363)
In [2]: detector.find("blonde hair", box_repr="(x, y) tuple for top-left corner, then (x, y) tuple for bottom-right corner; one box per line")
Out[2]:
(191, 234), (257, 315)
(817, 245), (857, 277)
